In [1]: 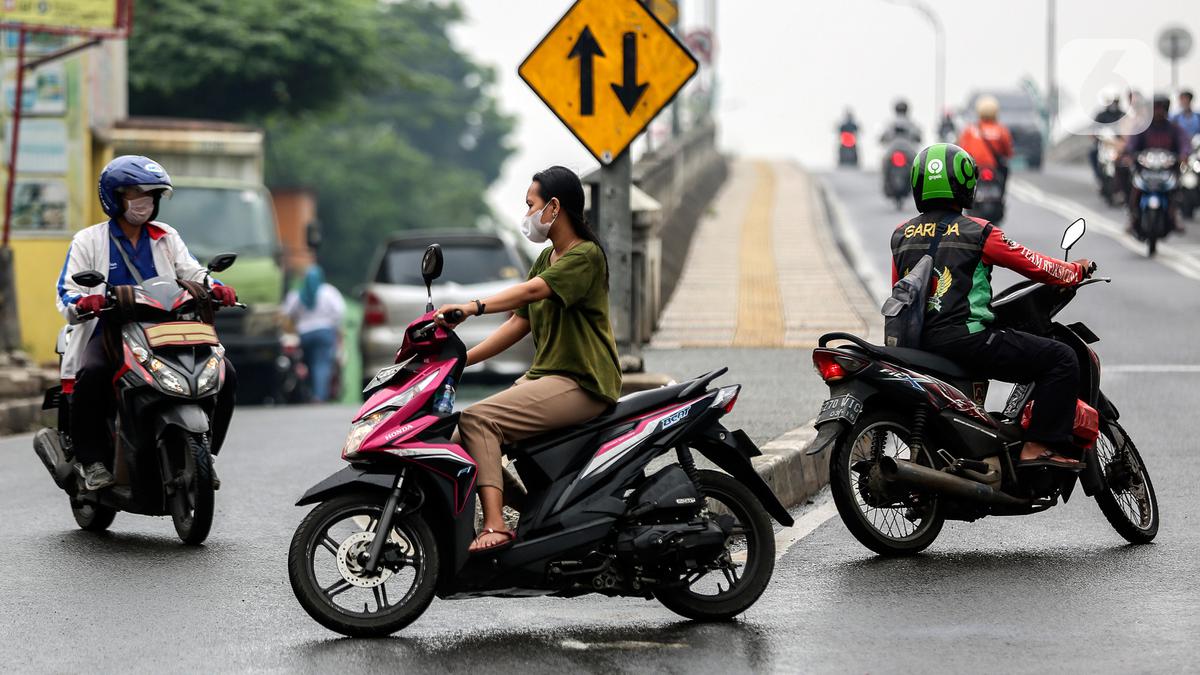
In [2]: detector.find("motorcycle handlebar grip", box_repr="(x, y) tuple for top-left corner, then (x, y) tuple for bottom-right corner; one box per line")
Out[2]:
(444, 309), (466, 323)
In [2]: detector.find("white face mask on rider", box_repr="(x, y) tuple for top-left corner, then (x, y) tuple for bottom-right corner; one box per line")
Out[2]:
(521, 203), (557, 243)
(124, 196), (155, 227)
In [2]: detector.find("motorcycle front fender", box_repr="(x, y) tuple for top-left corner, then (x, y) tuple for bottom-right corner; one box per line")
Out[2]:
(295, 465), (395, 506)
(692, 424), (795, 527)
(154, 403), (210, 438)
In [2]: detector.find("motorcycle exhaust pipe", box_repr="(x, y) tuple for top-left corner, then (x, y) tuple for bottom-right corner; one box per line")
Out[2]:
(33, 428), (75, 490)
(878, 456), (1028, 508)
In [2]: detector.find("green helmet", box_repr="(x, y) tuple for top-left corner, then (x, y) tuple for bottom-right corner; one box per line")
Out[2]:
(911, 143), (977, 211)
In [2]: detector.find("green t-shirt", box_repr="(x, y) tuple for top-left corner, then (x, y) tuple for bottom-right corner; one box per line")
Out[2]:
(514, 241), (622, 404)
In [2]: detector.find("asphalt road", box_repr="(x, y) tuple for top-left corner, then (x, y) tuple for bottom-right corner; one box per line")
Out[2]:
(1, 164), (1194, 672)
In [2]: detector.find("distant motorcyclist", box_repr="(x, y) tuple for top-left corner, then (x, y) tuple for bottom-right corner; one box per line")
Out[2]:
(890, 144), (1091, 469)
(1089, 92), (1125, 182)
(956, 95), (1014, 182)
(880, 99), (922, 145)
(1124, 94), (1190, 235)
(839, 108), (859, 136)
(55, 156), (240, 490)
(937, 110), (957, 143)
(1170, 89), (1200, 139)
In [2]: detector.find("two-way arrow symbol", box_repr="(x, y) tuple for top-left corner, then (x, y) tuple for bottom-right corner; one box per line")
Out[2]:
(611, 32), (648, 114)
(567, 26), (648, 117)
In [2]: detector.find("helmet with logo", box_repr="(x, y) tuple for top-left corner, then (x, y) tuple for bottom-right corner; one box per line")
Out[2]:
(98, 155), (174, 220)
(911, 143), (977, 212)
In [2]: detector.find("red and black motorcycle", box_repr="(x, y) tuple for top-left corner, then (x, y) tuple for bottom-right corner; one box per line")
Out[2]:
(809, 219), (1158, 555)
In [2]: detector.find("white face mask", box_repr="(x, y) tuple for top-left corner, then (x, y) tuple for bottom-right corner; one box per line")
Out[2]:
(124, 196), (155, 226)
(521, 204), (556, 243)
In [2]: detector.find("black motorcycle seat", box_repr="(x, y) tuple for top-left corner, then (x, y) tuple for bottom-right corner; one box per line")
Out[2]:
(824, 332), (971, 380)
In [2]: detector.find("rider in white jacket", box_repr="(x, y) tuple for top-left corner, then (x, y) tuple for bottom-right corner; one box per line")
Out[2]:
(57, 156), (240, 490)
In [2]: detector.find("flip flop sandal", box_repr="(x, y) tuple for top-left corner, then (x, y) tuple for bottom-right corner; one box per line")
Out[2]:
(469, 528), (517, 553)
(1018, 452), (1083, 470)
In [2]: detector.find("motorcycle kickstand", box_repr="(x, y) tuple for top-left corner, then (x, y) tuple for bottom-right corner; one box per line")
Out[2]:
(362, 468), (407, 575)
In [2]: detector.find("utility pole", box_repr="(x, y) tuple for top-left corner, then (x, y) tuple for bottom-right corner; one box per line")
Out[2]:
(1046, 0), (1057, 133)
(596, 151), (637, 368)
(885, 0), (944, 131)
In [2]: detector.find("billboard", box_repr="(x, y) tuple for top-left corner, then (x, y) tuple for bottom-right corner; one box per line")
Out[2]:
(0, 0), (130, 37)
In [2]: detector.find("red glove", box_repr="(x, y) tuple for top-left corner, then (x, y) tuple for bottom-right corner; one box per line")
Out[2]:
(76, 294), (107, 315)
(211, 285), (238, 306)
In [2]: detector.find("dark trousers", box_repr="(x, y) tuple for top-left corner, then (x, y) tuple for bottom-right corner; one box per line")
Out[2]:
(71, 334), (238, 464)
(927, 329), (1079, 447)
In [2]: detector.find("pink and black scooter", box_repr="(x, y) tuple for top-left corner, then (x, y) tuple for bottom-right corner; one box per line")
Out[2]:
(288, 244), (793, 637)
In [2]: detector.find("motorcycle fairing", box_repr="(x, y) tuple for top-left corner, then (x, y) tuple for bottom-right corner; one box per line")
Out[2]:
(355, 360), (452, 424)
(579, 397), (707, 479)
(382, 442), (477, 515)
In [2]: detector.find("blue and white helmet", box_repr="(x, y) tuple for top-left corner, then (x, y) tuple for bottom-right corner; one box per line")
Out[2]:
(98, 155), (174, 219)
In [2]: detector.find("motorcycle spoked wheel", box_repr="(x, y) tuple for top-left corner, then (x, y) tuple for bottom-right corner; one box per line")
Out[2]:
(830, 409), (945, 556)
(165, 430), (215, 545)
(653, 469), (775, 621)
(289, 494), (438, 637)
(1088, 419), (1158, 544)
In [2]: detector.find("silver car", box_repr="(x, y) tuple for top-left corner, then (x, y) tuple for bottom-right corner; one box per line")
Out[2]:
(360, 230), (535, 391)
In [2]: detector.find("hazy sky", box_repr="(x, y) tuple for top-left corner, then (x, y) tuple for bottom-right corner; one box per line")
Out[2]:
(452, 0), (1200, 221)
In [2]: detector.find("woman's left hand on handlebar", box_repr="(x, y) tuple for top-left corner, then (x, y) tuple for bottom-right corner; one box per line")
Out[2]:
(1077, 259), (1096, 280)
(435, 303), (472, 327)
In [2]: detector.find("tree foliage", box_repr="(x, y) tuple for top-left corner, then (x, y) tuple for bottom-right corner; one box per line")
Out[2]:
(128, 0), (380, 120)
(263, 2), (513, 288)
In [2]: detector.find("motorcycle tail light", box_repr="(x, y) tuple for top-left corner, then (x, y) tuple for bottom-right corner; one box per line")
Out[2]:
(891, 151), (908, 167)
(840, 131), (856, 148)
(981, 167), (995, 181)
(812, 350), (867, 382)
(711, 385), (741, 414)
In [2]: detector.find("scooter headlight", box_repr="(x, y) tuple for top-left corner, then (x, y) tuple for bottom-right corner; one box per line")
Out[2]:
(196, 356), (222, 395)
(359, 370), (441, 419)
(343, 411), (387, 458)
(148, 358), (190, 396)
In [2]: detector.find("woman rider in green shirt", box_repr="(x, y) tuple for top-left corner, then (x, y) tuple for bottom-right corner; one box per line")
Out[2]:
(436, 166), (622, 551)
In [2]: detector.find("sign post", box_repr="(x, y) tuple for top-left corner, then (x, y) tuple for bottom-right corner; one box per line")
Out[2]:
(519, 0), (697, 365)
(1157, 26), (1193, 90)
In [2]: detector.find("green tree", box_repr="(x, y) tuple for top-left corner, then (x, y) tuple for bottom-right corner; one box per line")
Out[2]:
(127, 0), (380, 120)
(264, 1), (513, 289)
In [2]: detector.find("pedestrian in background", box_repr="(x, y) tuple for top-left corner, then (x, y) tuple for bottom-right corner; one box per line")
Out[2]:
(283, 264), (345, 403)
(1171, 89), (1200, 139)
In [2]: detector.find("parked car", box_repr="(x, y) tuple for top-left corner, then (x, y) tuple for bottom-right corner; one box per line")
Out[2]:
(359, 230), (534, 393)
(961, 90), (1045, 170)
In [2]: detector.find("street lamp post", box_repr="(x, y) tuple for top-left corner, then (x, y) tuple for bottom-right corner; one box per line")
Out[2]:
(884, 0), (945, 131)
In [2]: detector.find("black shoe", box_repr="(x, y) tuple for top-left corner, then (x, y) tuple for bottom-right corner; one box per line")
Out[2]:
(76, 462), (114, 491)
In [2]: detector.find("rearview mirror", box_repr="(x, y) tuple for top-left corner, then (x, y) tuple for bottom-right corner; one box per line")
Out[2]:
(421, 244), (443, 284)
(421, 244), (443, 313)
(71, 270), (105, 288)
(207, 252), (238, 273)
(1061, 218), (1086, 252)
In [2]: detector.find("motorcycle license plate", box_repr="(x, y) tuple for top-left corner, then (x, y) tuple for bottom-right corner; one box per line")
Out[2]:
(817, 395), (863, 425)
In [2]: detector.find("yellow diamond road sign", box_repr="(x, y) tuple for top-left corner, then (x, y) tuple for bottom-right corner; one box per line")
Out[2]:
(519, 0), (698, 164)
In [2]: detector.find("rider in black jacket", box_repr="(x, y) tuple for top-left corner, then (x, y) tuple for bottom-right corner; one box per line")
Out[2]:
(893, 144), (1092, 468)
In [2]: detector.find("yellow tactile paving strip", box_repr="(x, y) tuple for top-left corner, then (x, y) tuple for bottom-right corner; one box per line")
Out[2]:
(652, 159), (875, 349)
(733, 162), (785, 346)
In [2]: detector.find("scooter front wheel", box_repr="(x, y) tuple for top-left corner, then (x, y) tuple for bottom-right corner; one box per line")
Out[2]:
(167, 431), (214, 545)
(288, 494), (439, 637)
(72, 501), (116, 532)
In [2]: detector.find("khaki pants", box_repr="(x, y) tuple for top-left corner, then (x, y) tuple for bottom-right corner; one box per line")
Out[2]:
(457, 375), (608, 489)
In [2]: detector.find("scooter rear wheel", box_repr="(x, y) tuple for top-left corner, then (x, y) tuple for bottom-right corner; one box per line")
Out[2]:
(289, 494), (439, 637)
(653, 469), (775, 621)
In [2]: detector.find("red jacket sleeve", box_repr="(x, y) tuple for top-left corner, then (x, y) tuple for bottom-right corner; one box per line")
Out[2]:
(982, 227), (1084, 285)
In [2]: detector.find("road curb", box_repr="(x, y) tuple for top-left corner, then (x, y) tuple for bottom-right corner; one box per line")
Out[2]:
(751, 422), (825, 510)
(816, 175), (888, 307)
